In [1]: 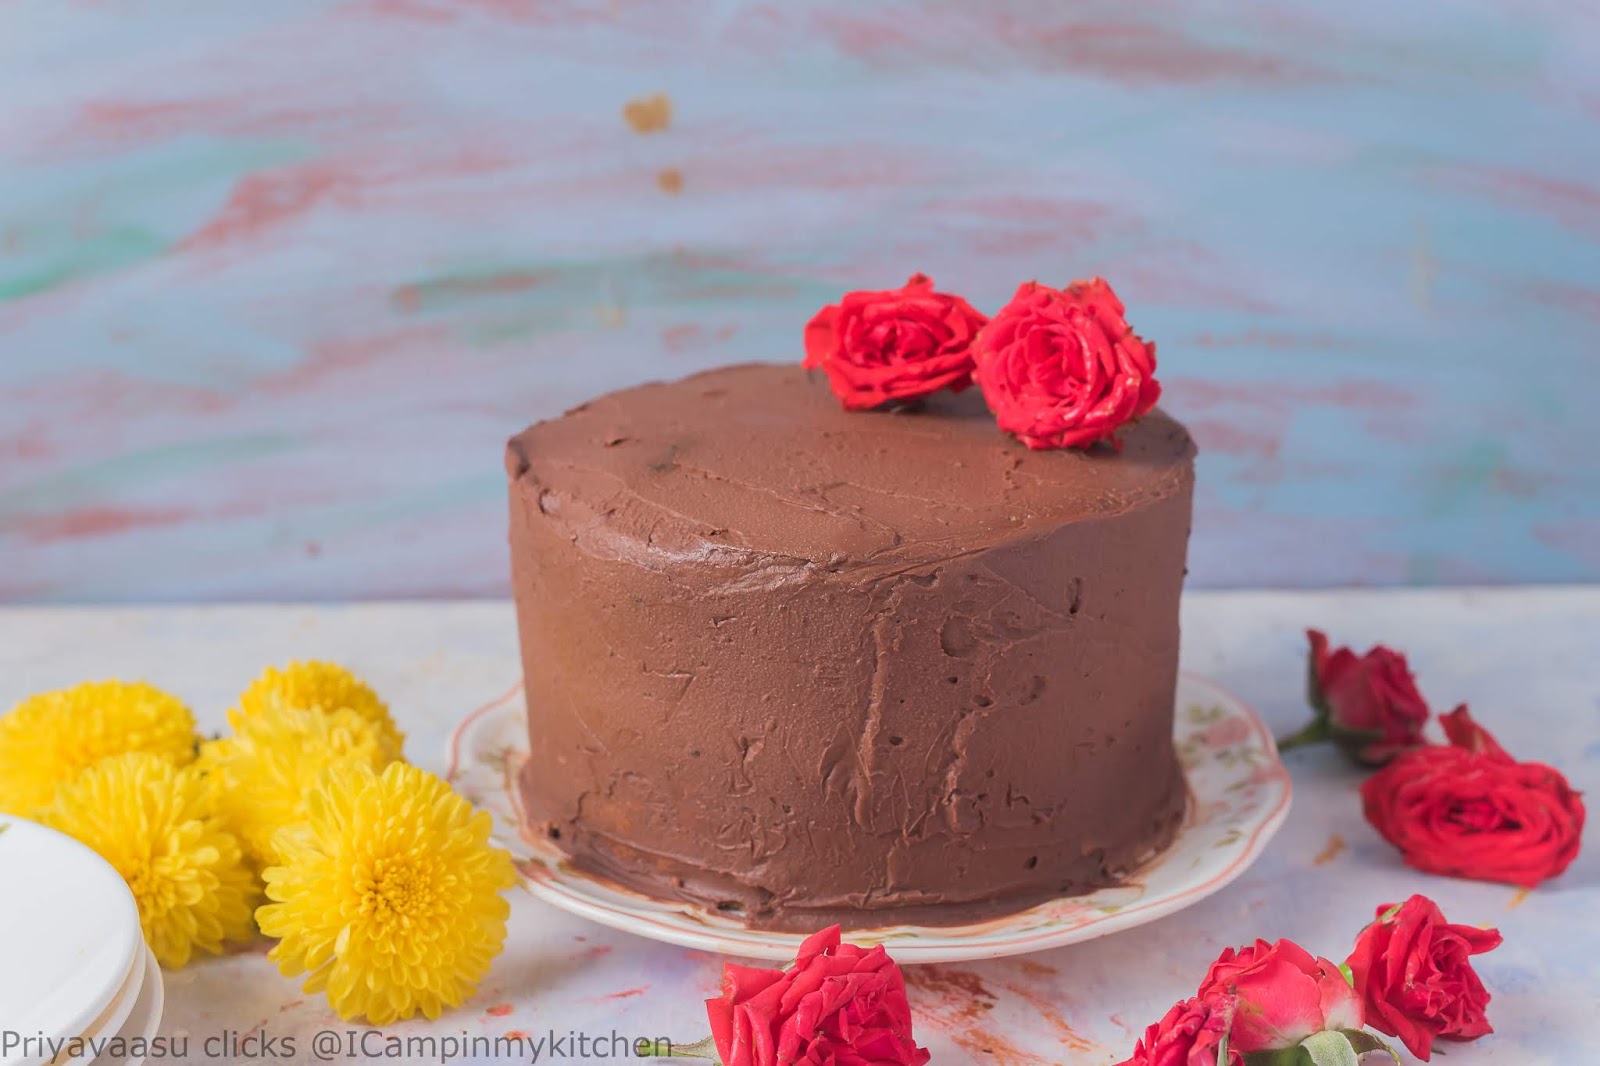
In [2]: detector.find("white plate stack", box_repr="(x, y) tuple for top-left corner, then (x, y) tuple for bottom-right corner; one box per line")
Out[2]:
(0, 817), (163, 1066)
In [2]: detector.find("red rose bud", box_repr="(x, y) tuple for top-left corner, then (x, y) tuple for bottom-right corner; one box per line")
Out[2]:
(1114, 996), (1244, 1066)
(704, 925), (930, 1066)
(1195, 938), (1363, 1052)
(1361, 708), (1585, 887)
(803, 274), (987, 410)
(1281, 629), (1431, 767)
(971, 277), (1161, 450)
(1346, 894), (1503, 1061)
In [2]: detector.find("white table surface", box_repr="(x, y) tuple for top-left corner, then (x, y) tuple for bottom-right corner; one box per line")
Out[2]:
(1, 589), (1595, 1063)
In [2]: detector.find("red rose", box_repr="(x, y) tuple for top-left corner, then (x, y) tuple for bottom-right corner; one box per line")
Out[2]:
(803, 274), (987, 410)
(1346, 894), (1503, 1061)
(1115, 997), (1244, 1066)
(1196, 939), (1362, 1052)
(971, 277), (1160, 450)
(1289, 629), (1431, 766)
(704, 925), (930, 1066)
(1439, 703), (1511, 760)
(1361, 707), (1585, 887)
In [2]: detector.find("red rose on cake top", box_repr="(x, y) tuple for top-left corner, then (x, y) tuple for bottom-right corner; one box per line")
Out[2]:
(972, 277), (1161, 450)
(1346, 894), (1503, 1061)
(803, 274), (987, 410)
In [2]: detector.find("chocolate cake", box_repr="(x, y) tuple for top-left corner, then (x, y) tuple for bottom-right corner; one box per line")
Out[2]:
(506, 363), (1195, 929)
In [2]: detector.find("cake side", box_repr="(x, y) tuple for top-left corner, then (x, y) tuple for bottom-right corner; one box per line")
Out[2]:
(508, 363), (1194, 929)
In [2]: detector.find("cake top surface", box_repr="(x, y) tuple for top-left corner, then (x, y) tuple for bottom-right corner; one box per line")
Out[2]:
(508, 363), (1194, 568)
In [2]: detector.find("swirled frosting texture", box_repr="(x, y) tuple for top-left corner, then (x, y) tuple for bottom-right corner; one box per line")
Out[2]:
(508, 364), (1194, 929)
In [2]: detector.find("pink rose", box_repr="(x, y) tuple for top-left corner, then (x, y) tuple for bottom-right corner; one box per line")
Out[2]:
(1115, 996), (1244, 1066)
(1196, 939), (1362, 1052)
(705, 926), (930, 1066)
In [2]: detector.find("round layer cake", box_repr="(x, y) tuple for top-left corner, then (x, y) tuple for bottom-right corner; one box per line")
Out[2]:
(506, 363), (1195, 929)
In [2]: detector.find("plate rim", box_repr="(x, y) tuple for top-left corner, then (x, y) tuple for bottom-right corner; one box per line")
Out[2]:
(91, 947), (162, 1066)
(53, 940), (147, 1066)
(448, 672), (1292, 962)
(0, 818), (146, 1065)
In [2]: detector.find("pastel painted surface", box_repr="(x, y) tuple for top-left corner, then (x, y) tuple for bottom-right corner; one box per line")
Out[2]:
(1, 0), (1597, 601)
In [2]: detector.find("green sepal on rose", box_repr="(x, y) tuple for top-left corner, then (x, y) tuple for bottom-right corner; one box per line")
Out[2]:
(659, 1036), (720, 1060)
(1243, 1029), (1399, 1066)
(1277, 650), (1383, 758)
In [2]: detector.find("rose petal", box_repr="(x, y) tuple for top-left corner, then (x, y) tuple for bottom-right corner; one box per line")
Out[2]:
(973, 277), (1159, 450)
(803, 279), (985, 410)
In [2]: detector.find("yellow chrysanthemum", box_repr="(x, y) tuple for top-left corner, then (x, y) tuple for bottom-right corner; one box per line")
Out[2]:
(40, 752), (256, 969)
(198, 704), (393, 869)
(0, 680), (198, 816)
(258, 762), (516, 1024)
(235, 661), (405, 762)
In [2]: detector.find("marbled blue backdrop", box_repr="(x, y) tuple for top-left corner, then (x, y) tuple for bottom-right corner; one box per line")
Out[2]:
(1, 0), (1596, 601)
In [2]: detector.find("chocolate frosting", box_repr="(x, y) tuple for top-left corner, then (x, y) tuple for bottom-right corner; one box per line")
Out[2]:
(508, 364), (1195, 929)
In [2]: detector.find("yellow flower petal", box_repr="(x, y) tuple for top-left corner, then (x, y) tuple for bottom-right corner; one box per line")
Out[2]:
(199, 704), (393, 870)
(0, 681), (197, 816)
(234, 661), (405, 762)
(259, 762), (515, 1024)
(40, 752), (256, 969)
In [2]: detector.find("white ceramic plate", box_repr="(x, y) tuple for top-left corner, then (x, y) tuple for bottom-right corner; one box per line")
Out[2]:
(55, 943), (145, 1066)
(83, 947), (163, 1066)
(447, 674), (1291, 963)
(0, 818), (144, 1066)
